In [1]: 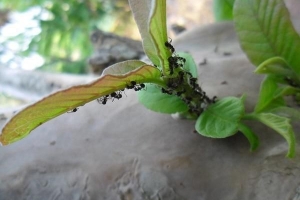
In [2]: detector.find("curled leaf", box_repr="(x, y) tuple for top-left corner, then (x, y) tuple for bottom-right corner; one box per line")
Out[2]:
(0, 64), (161, 145)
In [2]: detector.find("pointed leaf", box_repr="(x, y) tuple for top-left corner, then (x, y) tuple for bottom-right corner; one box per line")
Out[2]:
(196, 96), (245, 138)
(137, 84), (188, 114)
(238, 123), (260, 151)
(0, 64), (161, 145)
(234, 0), (300, 76)
(252, 113), (296, 157)
(255, 76), (285, 113)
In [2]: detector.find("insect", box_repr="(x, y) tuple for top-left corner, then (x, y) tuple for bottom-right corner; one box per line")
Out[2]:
(97, 95), (109, 105)
(165, 38), (175, 53)
(67, 107), (79, 113)
(126, 81), (137, 89)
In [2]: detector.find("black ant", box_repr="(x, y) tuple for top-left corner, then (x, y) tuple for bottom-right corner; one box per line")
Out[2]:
(67, 107), (79, 113)
(134, 83), (145, 91)
(97, 95), (109, 105)
(165, 38), (175, 54)
(126, 81), (137, 89)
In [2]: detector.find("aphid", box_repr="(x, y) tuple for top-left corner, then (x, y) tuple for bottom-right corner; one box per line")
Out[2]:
(67, 107), (78, 113)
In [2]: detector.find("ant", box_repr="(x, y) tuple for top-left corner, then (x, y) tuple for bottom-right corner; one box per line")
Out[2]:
(134, 83), (145, 91)
(126, 81), (137, 89)
(165, 38), (175, 54)
(67, 107), (79, 113)
(97, 95), (109, 105)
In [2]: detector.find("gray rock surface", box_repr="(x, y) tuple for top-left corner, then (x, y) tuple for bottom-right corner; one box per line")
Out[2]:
(0, 22), (300, 200)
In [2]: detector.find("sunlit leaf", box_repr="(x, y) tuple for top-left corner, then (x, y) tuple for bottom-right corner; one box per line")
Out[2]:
(238, 123), (259, 151)
(234, 0), (300, 76)
(0, 63), (161, 145)
(196, 96), (245, 138)
(137, 84), (188, 114)
(251, 113), (296, 157)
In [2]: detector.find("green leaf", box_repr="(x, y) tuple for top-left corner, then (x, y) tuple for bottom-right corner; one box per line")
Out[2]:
(254, 57), (293, 77)
(196, 96), (245, 138)
(274, 86), (300, 98)
(0, 63), (161, 145)
(137, 84), (188, 114)
(270, 106), (300, 121)
(251, 113), (296, 158)
(149, 0), (171, 74)
(234, 0), (300, 77)
(177, 52), (198, 78)
(213, 0), (235, 21)
(255, 76), (285, 113)
(128, 0), (162, 66)
(238, 123), (260, 151)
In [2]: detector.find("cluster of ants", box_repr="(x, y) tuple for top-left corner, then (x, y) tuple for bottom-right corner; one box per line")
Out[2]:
(96, 81), (145, 105)
(68, 81), (145, 113)
(162, 39), (217, 116)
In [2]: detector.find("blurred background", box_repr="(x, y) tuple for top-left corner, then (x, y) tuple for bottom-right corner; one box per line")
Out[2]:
(0, 0), (234, 108)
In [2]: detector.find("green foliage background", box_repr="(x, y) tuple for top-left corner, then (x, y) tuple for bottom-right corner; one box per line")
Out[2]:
(0, 0), (133, 74)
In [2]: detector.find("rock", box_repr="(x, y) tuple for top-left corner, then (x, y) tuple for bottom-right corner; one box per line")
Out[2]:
(0, 22), (299, 200)
(88, 29), (144, 74)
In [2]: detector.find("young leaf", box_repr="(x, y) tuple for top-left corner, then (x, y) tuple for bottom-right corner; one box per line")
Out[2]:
(178, 52), (198, 78)
(254, 57), (293, 77)
(270, 107), (300, 121)
(128, 0), (160, 66)
(213, 0), (235, 21)
(196, 96), (245, 138)
(234, 0), (300, 76)
(0, 63), (161, 145)
(137, 84), (188, 114)
(255, 76), (285, 113)
(149, 0), (171, 74)
(250, 113), (296, 158)
(238, 123), (260, 151)
(274, 86), (300, 98)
